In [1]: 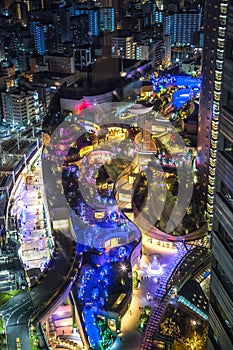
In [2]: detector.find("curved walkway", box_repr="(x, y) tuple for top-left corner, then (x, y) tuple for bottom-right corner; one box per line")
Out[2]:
(2, 150), (80, 350)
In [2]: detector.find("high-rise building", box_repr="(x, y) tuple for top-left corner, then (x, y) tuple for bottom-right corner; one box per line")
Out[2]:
(31, 22), (46, 55)
(0, 39), (5, 61)
(197, 1), (227, 217)
(99, 7), (115, 32)
(1, 90), (38, 126)
(71, 14), (89, 44)
(135, 40), (163, 66)
(165, 10), (201, 45)
(75, 46), (92, 69)
(2, 0), (14, 9)
(155, 0), (165, 11)
(89, 9), (99, 37)
(60, 8), (71, 43)
(99, 0), (113, 7)
(198, 0), (233, 349)
(111, 33), (133, 59)
(164, 34), (171, 65)
(10, 0), (28, 23)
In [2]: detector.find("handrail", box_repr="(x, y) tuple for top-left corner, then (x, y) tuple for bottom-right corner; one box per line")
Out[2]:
(166, 247), (210, 293)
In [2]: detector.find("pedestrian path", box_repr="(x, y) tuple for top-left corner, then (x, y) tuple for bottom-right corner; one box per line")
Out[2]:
(140, 241), (192, 349)
(113, 237), (191, 350)
(9, 158), (55, 285)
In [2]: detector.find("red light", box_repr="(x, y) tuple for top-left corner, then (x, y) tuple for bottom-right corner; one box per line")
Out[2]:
(75, 101), (91, 114)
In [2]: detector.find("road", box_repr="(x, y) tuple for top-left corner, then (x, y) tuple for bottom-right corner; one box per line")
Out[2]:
(0, 291), (34, 350)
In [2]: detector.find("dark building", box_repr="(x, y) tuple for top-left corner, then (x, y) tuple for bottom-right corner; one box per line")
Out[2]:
(202, 1), (233, 349)
(60, 8), (71, 44)
(197, 1), (225, 219)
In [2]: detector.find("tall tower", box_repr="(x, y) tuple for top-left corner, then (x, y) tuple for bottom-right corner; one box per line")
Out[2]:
(89, 9), (99, 37)
(199, 1), (233, 349)
(33, 23), (46, 55)
(60, 8), (71, 43)
(197, 0), (227, 225)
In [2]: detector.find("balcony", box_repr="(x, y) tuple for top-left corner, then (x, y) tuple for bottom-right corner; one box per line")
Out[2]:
(211, 270), (233, 324)
(220, 107), (233, 141)
(216, 151), (233, 193)
(212, 227), (233, 282)
(209, 304), (233, 350)
(215, 193), (233, 236)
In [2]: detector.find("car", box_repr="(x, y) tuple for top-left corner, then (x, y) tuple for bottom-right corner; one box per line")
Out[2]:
(16, 337), (21, 349)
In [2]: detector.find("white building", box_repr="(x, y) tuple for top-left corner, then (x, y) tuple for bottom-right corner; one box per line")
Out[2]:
(135, 40), (164, 67)
(111, 35), (133, 59)
(1, 90), (39, 126)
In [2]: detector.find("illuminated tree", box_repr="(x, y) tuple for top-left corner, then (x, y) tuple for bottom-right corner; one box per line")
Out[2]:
(160, 318), (181, 338)
(178, 330), (208, 350)
(144, 306), (151, 316)
(132, 271), (139, 289)
(139, 313), (149, 331)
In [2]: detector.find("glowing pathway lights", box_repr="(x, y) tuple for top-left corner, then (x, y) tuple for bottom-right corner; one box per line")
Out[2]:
(76, 244), (135, 349)
(78, 263), (112, 349)
(84, 307), (102, 349)
(10, 158), (54, 277)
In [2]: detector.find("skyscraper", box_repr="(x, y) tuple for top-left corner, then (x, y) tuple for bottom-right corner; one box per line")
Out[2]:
(60, 8), (71, 43)
(32, 22), (46, 55)
(89, 9), (99, 37)
(198, 1), (233, 349)
(197, 1), (226, 219)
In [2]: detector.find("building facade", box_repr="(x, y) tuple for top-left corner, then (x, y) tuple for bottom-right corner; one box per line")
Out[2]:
(200, 1), (233, 349)
(43, 54), (75, 74)
(31, 22), (46, 55)
(197, 1), (227, 216)
(111, 34), (133, 59)
(135, 40), (163, 67)
(165, 10), (201, 45)
(99, 7), (115, 32)
(1, 90), (38, 126)
(89, 9), (99, 37)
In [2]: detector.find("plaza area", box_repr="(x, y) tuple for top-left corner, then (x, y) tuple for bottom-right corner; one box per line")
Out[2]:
(113, 236), (189, 349)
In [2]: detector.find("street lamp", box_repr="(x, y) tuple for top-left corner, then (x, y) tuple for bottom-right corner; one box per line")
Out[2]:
(120, 263), (127, 272)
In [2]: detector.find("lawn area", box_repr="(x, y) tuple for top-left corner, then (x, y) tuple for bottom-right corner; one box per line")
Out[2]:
(0, 316), (6, 349)
(0, 316), (3, 332)
(30, 330), (40, 350)
(0, 290), (21, 307)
